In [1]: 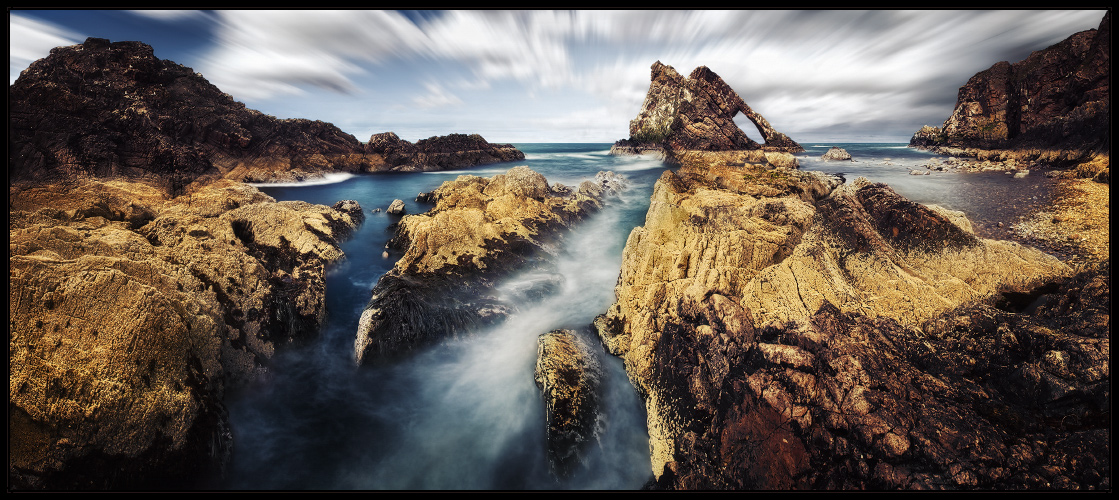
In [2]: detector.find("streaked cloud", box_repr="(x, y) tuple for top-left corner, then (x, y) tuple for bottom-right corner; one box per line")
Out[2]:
(9, 13), (82, 84)
(8, 10), (1108, 142)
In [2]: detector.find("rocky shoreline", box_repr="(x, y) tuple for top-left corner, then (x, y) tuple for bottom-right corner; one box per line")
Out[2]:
(353, 167), (628, 365)
(9, 179), (364, 489)
(7, 37), (529, 490)
(7, 18), (1109, 491)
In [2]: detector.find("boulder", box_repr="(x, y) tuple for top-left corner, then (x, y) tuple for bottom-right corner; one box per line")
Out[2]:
(386, 199), (406, 215)
(534, 329), (604, 477)
(821, 146), (852, 161)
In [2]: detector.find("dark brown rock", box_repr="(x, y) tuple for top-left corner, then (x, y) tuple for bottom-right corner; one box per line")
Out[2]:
(365, 132), (525, 172)
(8, 38), (525, 189)
(654, 262), (1109, 490)
(910, 12), (1109, 161)
(615, 61), (803, 157)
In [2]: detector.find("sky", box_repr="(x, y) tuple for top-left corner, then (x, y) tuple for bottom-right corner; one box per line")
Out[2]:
(9, 9), (1109, 144)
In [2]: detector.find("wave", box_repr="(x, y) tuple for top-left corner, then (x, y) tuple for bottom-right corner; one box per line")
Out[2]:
(246, 172), (355, 187)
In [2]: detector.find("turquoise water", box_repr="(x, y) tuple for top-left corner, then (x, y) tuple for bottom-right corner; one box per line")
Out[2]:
(218, 142), (1054, 489)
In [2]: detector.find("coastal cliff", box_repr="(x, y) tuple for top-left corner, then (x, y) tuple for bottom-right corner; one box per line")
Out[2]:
(611, 61), (803, 159)
(9, 37), (524, 188)
(909, 12), (1109, 175)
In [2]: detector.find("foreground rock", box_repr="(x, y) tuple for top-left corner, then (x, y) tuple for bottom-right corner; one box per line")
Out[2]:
(9, 179), (362, 489)
(9, 37), (524, 189)
(909, 12), (1109, 176)
(611, 61), (803, 160)
(353, 167), (626, 364)
(650, 262), (1109, 489)
(534, 329), (604, 478)
(595, 153), (1085, 488)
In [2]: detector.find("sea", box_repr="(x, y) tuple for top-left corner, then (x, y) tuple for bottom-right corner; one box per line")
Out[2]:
(215, 142), (1056, 490)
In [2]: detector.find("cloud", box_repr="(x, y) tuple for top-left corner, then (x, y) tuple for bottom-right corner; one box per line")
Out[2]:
(129, 10), (209, 22)
(10, 13), (83, 84)
(412, 82), (463, 109)
(199, 10), (428, 101)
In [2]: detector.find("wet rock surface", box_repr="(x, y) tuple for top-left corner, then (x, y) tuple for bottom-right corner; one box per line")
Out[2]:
(534, 329), (604, 478)
(595, 151), (1097, 489)
(353, 166), (626, 365)
(612, 61), (803, 158)
(8, 179), (362, 489)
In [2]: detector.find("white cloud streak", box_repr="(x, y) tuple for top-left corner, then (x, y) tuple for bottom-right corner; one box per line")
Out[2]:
(10, 10), (1108, 141)
(9, 13), (82, 84)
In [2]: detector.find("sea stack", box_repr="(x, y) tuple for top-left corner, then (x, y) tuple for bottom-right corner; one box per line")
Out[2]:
(610, 61), (803, 162)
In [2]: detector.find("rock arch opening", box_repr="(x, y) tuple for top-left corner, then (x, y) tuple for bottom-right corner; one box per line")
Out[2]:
(733, 112), (766, 145)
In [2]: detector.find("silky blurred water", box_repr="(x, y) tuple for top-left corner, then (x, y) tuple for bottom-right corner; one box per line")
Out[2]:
(219, 144), (665, 490)
(217, 142), (1054, 490)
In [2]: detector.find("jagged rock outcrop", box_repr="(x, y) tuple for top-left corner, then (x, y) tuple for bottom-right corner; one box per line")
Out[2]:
(534, 329), (604, 477)
(8, 37), (524, 190)
(354, 166), (626, 365)
(647, 262), (1109, 489)
(909, 12), (1109, 166)
(612, 61), (803, 159)
(365, 132), (525, 172)
(821, 146), (853, 161)
(9, 180), (362, 489)
(595, 153), (1083, 489)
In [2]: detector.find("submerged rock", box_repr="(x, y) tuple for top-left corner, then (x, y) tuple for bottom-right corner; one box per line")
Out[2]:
(821, 146), (852, 161)
(354, 167), (627, 365)
(8, 179), (362, 489)
(534, 329), (604, 477)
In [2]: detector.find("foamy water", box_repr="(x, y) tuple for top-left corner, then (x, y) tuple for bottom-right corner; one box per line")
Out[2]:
(219, 144), (663, 490)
